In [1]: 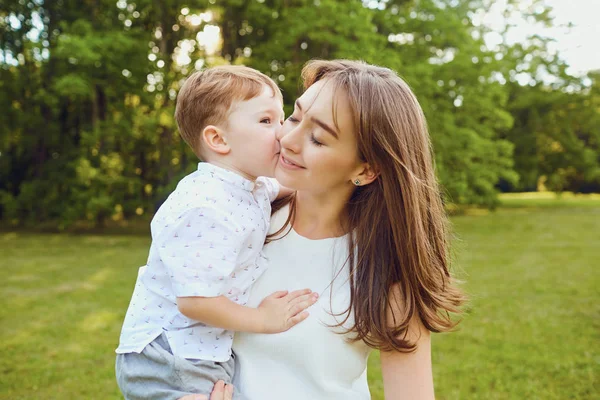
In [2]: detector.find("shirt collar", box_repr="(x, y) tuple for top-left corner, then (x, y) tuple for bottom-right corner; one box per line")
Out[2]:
(197, 162), (255, 192)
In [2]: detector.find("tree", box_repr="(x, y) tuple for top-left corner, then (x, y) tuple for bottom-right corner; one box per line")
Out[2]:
(505, 73), (600, 192)
(1, 0), (597, 228)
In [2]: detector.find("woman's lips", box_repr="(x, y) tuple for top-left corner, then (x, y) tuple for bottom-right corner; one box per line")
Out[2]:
(279, 154), (305, 169)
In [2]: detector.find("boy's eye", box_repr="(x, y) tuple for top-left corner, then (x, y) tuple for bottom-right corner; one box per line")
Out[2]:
(260, 118), (271, 124)
(287, 116), (299, 123)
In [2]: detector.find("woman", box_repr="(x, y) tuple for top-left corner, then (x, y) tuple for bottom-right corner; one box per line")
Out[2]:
(193, 59), (464, 400)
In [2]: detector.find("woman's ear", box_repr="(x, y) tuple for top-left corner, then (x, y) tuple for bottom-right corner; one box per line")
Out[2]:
(202, 125), (230, 155)
(352, 163), (379, 186)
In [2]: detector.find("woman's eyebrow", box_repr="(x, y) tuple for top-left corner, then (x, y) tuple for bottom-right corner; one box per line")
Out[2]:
(311, 117), (339, 139)
(295, 100), (340, 139)
(296, 99), (339, 139)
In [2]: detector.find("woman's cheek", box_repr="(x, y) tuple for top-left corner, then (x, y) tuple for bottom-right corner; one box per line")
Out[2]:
(307, 146), (329, 167)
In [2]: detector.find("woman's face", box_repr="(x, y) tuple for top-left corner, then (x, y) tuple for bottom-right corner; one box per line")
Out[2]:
(275, 79), (364, 195)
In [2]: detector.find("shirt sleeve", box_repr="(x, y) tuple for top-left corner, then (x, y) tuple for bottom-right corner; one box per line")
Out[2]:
(155, 206), (243, 298)
(257, 177), (280, 202)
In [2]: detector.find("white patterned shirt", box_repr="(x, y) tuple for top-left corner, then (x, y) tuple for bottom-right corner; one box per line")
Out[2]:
(116, 162), (279, 361)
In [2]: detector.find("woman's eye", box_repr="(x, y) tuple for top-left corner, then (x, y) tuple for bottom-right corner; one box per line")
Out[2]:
(260, 118), (271, 124)
(310, 133), (324, 147)
(287, 116), (299, 123)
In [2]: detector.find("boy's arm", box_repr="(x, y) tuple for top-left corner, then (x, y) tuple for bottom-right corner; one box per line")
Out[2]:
(156, 205), (317, 333)
(258, 177), (294, 201)
(177, 289), (318, 334)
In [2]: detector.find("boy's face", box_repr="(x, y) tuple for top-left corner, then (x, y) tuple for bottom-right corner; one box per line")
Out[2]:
(223, 85), (284, 179)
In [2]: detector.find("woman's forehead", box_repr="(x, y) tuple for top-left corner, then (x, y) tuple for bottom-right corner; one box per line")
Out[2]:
(301, 80), (349, 114)
(300, 79), (354, 136)
(300, 79), (332, 108)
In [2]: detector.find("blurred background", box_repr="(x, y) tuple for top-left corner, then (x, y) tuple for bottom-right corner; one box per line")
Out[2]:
(0, 0), (598, 399)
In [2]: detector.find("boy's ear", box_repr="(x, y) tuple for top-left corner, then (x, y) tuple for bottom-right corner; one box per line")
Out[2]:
(202, 125), (230, 155)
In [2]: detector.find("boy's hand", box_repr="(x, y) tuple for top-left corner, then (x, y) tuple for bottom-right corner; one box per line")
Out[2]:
(257, 289), (318, 333)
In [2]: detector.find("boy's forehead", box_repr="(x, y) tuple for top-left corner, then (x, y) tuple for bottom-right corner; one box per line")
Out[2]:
(232, 87), (284, 114)
(255, 84), (283, 106)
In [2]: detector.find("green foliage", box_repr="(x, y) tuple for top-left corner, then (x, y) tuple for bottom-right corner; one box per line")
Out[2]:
(368, 0), (520, 206)
(53, 73), (92, 99)
(505, 72), (600, 192)
(1, 0), (598, 227)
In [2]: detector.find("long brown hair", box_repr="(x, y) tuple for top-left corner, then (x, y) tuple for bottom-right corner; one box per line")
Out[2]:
(270, 60), (465, 352)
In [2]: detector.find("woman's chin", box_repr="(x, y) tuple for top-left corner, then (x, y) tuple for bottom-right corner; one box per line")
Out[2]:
(274, 166), (298, 189)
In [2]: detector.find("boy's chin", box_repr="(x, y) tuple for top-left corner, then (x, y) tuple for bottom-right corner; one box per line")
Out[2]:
(253, 166), (276, 179)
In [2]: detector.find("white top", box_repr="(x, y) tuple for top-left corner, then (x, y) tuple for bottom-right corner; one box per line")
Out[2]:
(233, 206), (371, 399)
(116, 163), (279, 361)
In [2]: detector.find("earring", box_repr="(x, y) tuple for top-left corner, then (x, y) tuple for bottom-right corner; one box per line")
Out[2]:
(353, 179), (361, 186)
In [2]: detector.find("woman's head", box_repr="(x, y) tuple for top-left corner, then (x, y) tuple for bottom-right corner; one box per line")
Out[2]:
(275, 77), (376, 197)
(272, 60), (464, 352)
(276, 60), (433, 200)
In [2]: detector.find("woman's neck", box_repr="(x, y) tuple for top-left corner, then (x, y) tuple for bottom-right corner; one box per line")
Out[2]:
(293, 189), (351, 240)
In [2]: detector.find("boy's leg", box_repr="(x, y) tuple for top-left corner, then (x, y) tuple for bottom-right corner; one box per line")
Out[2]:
(181, 352), (246, 400)
(228, 352), (246, 400)
(115, 333), (214, 400)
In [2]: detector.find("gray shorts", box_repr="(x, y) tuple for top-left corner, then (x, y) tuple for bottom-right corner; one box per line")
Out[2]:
(116, 333), (245, 400)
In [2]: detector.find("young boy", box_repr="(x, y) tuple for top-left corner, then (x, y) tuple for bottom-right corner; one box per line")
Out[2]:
(115, 66), (318, 400)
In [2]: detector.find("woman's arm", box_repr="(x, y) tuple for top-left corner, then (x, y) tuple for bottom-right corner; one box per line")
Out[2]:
(380, 286), (435, 400)
(380, 321), (434, 400)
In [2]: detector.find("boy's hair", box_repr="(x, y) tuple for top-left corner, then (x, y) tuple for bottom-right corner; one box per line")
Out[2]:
(175, 65), (283, 158)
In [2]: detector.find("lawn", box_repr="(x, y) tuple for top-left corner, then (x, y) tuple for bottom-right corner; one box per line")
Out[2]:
(1, 194), (598, 399)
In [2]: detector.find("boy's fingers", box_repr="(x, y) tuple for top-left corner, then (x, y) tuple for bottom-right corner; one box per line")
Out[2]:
(289, 293), (318, 307)
(270, 290), (289, 299)
(288, 311), (309, 327)
(288, 294), (318, 314)
(290, 299), (316, 316)
(285, 288), (312, 300)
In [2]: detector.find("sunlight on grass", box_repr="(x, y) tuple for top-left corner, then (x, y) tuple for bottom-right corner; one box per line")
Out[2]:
(499, 191), (600, 200)
(499, 191), (600, 208)
(0, 199), (598, 399)
(88, 267), (114, 285)
(80, 311), (121, 333)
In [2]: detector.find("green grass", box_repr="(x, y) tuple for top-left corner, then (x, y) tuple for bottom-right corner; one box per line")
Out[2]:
(1, 194), (598, 399)
(498, 191), (600, 209)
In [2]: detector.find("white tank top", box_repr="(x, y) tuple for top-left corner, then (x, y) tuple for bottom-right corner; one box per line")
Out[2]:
(232, 206), (371, 399)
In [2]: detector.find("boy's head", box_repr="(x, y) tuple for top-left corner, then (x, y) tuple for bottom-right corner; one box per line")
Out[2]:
(175, 65), (284, 179)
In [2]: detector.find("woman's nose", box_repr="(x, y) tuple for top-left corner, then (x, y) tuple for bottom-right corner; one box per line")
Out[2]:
(279, 124), (301, 154)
